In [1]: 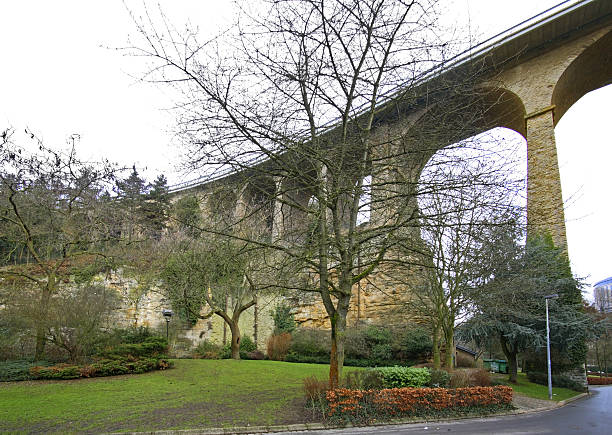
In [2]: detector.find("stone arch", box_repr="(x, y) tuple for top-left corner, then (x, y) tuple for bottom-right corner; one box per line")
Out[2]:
(552, 29), (612, 125)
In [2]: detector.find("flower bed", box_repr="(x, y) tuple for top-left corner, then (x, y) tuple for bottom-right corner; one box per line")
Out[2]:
(587, 376), (612, 385)
(326, 386), (513, 423)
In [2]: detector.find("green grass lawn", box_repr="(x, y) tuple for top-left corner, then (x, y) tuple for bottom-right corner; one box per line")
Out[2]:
(497, 372), (582, 402)
(0, 359), (341, 433)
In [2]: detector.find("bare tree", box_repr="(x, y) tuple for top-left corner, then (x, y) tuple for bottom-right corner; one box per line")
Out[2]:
(0, 128), (123, 360)
(127, 0), (515, 386)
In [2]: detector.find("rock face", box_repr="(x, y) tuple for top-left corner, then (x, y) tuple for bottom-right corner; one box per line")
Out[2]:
(103, 263), (426, 354)
(293, 262), (429, 330)
(99, 270), (277, 354)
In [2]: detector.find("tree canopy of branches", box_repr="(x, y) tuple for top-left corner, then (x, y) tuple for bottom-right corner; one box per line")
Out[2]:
(160, 235), (260, 360)
(401, 143), (523, 370)
(0, 128), (125, 359)
(459, 234), (592, 383)
(128, 0), (517, 386)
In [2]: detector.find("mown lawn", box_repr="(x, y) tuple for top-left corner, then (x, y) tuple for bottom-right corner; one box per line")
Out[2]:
(497, 372), (582, 402)
(0, 359), (341, 433)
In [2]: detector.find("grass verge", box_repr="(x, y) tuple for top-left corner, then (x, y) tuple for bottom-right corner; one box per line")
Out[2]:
(497, 372), (582, 402)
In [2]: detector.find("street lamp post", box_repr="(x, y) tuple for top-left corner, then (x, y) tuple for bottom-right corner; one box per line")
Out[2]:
(162, 309), (173, 342)
(545, 294), (558, 400)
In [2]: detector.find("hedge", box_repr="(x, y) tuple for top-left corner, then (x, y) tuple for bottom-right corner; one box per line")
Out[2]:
(373, 366), (430, 388)
(29, 357), (172, 380)
(588, 376), (612, 385)
(326, 386), (513, 423)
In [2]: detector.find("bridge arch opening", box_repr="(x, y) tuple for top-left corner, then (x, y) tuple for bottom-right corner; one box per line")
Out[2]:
(417, 126), (527, 241)
(554, 83), (612, 285)
(552, 29), (612, 126)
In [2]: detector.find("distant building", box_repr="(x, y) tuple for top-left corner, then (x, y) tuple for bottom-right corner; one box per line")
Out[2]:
(594, 277), (612, 313)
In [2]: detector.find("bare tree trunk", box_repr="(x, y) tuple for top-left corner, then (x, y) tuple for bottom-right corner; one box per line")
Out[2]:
(230, 321), (241, 360)
(444, 327), (454, 369)
(34, 283), (52, 361)
(329, 292), (351, 389)
(432, 323), (441, 369)
(253, 297), (258, 349)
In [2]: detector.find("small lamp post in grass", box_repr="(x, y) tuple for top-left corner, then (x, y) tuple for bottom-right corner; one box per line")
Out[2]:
(162, 309), (173, 342)
(545, 294), (559, 400)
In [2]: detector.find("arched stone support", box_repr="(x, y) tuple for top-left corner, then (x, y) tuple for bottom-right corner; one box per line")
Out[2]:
(525, 107), (567, 249)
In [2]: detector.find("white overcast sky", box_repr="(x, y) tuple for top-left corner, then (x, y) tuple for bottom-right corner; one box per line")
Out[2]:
(1, 1), (610, 296)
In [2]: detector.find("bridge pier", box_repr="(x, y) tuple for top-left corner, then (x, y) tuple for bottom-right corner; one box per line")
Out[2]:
(525, 107), (567, 249)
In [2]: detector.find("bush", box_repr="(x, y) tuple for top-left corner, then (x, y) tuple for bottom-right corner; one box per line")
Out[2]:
(427, 369), (451, 388)
(98, 336), (168, 359)
(246, 350), (266, 360)
(0, 360), (50, 382)
(285, 353), (329, 364)
(304, 376), (329, 404)
(271, 304), (296, 335)
(526, 371), (585, 392)
(107, 326), (156, 345)
(267, 333), (292, 361)
(398, 327), (432, 360)
(326, 386), (514, 424)
(456, 353), (476, 368)
(588, 376), (612, 385)
(194, 340), (221, 359)
(469, 368), (491, 387)
(450, 370), (471, 388)
(342, 370), (384, 390)
(30, 364), (81, 380)
(289, 329), (330, 358)
(373, 366), (430, 388)
(219, 335), (258, 359)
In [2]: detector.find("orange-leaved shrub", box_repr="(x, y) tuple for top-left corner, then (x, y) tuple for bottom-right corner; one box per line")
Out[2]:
(326, 386), (513, 423)
(267, 332), (292, 361)
(588, 376), (612, 385)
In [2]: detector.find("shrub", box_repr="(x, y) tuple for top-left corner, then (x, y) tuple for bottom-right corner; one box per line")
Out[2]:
(98, 336), (168, 359)
(469, 368), (491, 387)
(456, 353), (476, 368)
(398, 327), (432, 360)
(107, 326), (155, 344)
(326, 386), (513, 424)
(30, 364), (81, 380)
(0, 360), (50, 382)
(427, 369), (451, 388)
(526, 371), (585, 392)
(271, 304), (296, 335)
(267, 333), (292, 361)
(303, 376), (329, 404)
(289, 329), (330, 358)
(246, 350), (266, 360)
(220, 335), (258, 359)
(342, 370), (384, 390)
(450, 370), (471, 388)
(194, 340), (221, 359)
(588, 376), (612, 385)
(364, 326), (392, 346)
(373, 366), (430, 388)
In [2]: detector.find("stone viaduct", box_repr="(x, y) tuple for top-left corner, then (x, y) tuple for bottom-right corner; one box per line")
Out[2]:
(133, 0), (611, 345)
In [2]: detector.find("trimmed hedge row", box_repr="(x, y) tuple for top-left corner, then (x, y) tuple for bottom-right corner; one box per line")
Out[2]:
(588, 376), (612, 385)
(29, 357), (172, 380)
(326, 386), (513, 423)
